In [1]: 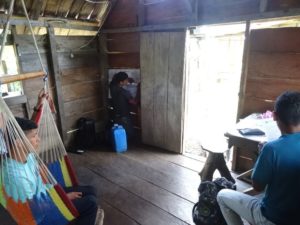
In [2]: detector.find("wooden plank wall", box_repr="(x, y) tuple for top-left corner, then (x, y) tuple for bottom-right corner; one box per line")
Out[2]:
(107, 32), (140, 68)
(55, 36), (105, 146)
(103, 0), (300, 31)
(14, 34), (104, 147)
(236, 27), (300, 171)
(15, 34), (51, 116)
(140, 32), (186, 153)
(241, 28), (300, 117)
(199, 0), (260, 22)
(104, 0), (139, 29)
(145, 0), (192, 25)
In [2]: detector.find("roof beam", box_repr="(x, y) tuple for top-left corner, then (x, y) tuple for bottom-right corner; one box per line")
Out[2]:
(0, 14), (100, 31)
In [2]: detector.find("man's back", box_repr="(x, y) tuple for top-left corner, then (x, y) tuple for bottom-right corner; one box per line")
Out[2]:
(252, 132), (300, 224)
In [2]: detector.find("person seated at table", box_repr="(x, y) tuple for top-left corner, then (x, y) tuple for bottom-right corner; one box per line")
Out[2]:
(217, 91), (300, 225)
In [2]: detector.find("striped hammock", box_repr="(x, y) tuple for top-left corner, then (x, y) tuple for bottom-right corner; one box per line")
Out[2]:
(0, 97), (78, 225)
(36, 98), (79, 188)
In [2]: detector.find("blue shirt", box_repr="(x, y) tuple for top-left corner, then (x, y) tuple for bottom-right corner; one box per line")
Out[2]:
(2, 153), (49, 203)
(252, 132), (300, 224)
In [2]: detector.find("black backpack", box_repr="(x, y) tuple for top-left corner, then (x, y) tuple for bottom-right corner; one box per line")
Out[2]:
(76, 117), (96, 149)
(192, 177), (236, 225)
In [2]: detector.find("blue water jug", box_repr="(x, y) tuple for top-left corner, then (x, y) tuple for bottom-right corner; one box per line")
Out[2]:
(111, 124), (127, 153)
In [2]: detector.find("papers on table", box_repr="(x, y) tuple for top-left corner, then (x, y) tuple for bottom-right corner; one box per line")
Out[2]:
(237, 113), (281, 142)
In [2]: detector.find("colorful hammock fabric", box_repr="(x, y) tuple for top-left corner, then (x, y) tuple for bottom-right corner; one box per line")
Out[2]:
(0, 97), (79, 225)
(36, 98), (79, 188)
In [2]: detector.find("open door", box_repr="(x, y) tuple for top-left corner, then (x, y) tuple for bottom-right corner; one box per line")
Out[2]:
(140, 32), (186, 153)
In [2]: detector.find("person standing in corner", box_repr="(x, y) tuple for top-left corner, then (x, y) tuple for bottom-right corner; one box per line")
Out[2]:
(109, 72), (136, 140)
(217, 91), (300, 225)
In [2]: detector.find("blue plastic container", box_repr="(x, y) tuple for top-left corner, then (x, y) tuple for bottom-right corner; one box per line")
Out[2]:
(111, 124), (127, 153)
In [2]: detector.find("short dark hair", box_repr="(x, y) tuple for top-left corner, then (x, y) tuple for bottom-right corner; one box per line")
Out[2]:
(274, 91), (300, 126)
(15, 117), (38, 131)
(111, 72), (128, 85)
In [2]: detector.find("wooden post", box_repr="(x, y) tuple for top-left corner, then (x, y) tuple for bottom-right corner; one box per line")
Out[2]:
(234, 21), (251, 171)
(98, 34), (109, 117)
(236, 21), (251, 120)
(47, 26), (67, 144)
(138, 0), (145, 27)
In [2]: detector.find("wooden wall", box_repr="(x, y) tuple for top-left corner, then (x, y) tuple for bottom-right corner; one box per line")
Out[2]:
(199, 0), (260, 22)
(235, 27), (300, 171)
(104, 0), (300, 31)
(15, 34), (51, 115)
(56, 36), (105, 145)
(145, 0), (193, 25)
(104, 0), (193, 29)
(104, 0), (139, 29)
(241, 28), (300, 117)
(140, 31), (186, 153)
(12, 33), (104, 147)
(107, 32), (140, 68)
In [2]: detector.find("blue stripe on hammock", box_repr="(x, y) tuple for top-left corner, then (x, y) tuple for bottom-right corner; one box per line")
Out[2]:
(47, 161), (66, 187)
(29, 190), (69, 225)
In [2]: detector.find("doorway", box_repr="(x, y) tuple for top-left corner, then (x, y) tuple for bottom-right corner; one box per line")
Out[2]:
(183, 23), (246, 158)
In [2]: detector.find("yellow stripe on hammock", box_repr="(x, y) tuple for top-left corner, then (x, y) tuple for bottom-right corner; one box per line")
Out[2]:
(47, 188), (75, 221)
(60, 158), (72, 187)
(0, 185), (7, 207)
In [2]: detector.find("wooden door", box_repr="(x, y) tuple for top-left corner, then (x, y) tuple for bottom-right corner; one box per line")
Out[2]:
(140, 32), (186, 153)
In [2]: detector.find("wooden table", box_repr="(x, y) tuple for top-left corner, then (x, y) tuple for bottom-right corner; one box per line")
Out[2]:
(225, 129), (267, 179)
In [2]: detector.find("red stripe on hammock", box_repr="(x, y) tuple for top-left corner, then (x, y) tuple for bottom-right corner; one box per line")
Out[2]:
(64, 156), (79, 186)
(34, 107), (43, 125)
(54, 184), (79, 218)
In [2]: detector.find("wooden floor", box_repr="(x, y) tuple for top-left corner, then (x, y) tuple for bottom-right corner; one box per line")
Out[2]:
(0, 145), (250, 225)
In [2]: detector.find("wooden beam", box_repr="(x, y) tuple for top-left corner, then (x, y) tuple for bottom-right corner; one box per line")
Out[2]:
(0, 14), (100, 31)
(103, 7), (300, 33)
(138, 0), (145, 27)
(47, 26), (67, 144)
(0, 71), (44, 84)
(4, 95), (27, 106)
(98, 34), (109, 120)
(30, 0), (46, 20)
(237, 21), (251, 120)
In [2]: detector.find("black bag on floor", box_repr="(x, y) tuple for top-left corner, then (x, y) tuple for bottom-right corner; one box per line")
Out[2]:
(76, 117), (96, 149)
(192, 177), (236, 225)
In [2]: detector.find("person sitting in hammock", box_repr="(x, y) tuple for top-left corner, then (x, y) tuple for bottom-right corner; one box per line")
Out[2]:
(0, 116), (50, 204)
(0, 93), (104, 225)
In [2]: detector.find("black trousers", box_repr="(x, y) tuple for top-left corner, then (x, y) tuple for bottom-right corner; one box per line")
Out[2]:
(64, 186), (98, 225)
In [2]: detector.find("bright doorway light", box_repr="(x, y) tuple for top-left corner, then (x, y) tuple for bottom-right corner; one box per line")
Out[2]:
(183, 23), (246, 158)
